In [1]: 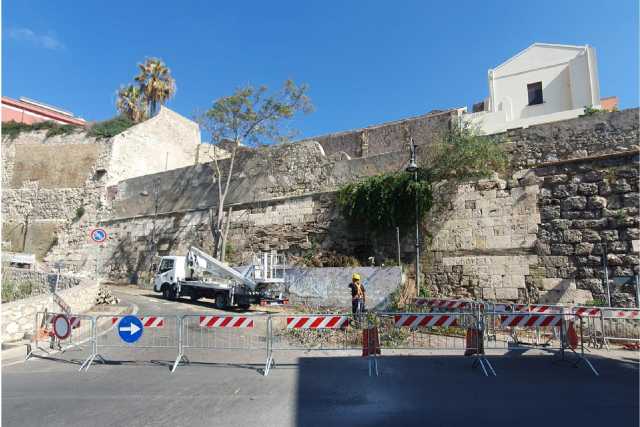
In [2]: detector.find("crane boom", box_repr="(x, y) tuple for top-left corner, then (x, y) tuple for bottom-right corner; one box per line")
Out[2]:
(187, 246), (257, 290)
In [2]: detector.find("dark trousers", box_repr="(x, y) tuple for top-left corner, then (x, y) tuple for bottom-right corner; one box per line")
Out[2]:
(352, 298), (365, 316)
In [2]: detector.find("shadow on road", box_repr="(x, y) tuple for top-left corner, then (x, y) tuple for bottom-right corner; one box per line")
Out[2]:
(142, 293), (266, 313)
(293, 354), (639, 427)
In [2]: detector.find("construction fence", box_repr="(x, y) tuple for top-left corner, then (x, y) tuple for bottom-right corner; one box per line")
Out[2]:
(27, 298), (640, 377)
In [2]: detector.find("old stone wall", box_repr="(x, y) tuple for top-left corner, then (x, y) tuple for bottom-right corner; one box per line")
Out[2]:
(1, 278), (98, 342)
(423, 150), (639, 306)
(300, 110), (455, 158)
(529, 151), (639, 306)
(2, 267), (84, 298)
(503, 108), (639, 169)
(107, 106), (200, 186)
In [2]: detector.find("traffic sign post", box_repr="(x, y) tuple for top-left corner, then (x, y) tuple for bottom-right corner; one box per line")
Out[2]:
(90, 228), (107, 280)
(117, 315), (144, 344)
(52, 314), (71, 340)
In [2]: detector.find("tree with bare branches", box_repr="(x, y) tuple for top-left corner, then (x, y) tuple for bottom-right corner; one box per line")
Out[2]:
(197, 80), (313, 262)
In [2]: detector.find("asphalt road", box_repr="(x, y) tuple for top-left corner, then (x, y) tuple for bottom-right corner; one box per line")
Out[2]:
(2, 287), (639, 427)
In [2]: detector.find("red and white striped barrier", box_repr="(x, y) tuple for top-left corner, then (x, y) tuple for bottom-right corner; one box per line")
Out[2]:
(286, 315), (349, 329)
(572, 307), (602, 317)
(394, 314), (459, 328)
(603, 309), (640, 319)
(529, 304), (565, 314)
(111, 316), (165, 327)
(199, 316), (254, 328)
(414, 298), (470, 309)
(499, 314), (563, 328)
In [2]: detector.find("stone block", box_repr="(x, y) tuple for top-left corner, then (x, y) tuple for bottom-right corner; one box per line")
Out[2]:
(550, 244), (574, 255)
(623, 193), (640, 208)
(561, 196), (587, 211)
(600, 230), (619, 242)
(563, 230), (582, 243)
(538, 289), (593, 304)
(612, 179), (631, 193)
(575, 242), (594, 255)
(494, 288), (519, 300)
(581, 229), (602, 242)
(587, 196), (607, 210)
(540, 278), (576, 291)
(578, 183), (599, 196)
(540, 206), (560, 220)
(606, 253), (623, 266)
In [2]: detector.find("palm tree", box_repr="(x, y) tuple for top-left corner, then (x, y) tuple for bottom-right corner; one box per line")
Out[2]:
(134, 58), (176, 117)
(116, 85), (147, 122)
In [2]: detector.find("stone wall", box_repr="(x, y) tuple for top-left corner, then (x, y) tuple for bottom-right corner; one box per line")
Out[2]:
(107, 106), (200, 186)
(2, 267), (84, 299)
(1, 279), (98, 342)
(300, 109), (455, 158)
(503, 108), (639, 169)
(529, 151), (639, 306)
(1, 107), (201, 270)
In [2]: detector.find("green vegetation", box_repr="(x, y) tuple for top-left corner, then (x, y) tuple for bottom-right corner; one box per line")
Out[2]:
(337, 122), (507, 235)
(87, 116), (135, 139)
(197, 79), (313, 261)
(117, 57), (176, 122)
(1, 280), (35, 303)
(74, 206), (86, 221)
(2, 120), (79, 140)
(583, 106), (607, 116)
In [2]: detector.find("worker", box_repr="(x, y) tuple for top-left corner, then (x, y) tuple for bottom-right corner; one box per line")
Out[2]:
(348, 273), (366, 317)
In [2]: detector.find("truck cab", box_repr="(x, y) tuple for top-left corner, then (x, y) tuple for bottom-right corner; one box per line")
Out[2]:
(153, 256), (186, 294)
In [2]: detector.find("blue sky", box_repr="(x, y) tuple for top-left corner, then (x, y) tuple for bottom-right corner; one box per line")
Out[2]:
(3, 1), (638, 141)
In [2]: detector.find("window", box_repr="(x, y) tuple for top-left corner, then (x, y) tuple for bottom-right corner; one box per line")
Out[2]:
(158, 258), (174, 273)
(527, 82), (543, 105)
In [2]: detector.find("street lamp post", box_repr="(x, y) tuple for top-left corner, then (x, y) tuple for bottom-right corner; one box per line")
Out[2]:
(406, 138), (420, 296)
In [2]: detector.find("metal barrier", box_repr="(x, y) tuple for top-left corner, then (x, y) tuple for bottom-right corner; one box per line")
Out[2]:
(267, 313), (364, 376)
(375, 312), (495, 376)
(482, 312), (599, 376)
(172, 314), (269, 374)
(83, 314), (180, 371)
(571, 307), (605, 349)
(26, 312), (94, 369)
(601, 308), (640, 346)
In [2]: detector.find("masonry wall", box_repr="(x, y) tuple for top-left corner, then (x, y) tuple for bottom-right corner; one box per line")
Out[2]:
(300, 110), (455, 158)
(1, 277), (98, 342)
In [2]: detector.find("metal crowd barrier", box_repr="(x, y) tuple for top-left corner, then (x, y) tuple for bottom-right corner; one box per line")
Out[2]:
(267, 313), (364, 376)
(83, 314), (180, 371)
(26, 311), (95, 368)
(25, 308), (622, 377)
(375, 311), (495, 376)
(482, 311), (599, 376)
(172, 314), (269, 374)
(601, 308), (640, 346)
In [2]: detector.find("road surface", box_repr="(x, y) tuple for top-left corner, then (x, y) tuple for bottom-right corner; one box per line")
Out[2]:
(2, 286), (638, 427)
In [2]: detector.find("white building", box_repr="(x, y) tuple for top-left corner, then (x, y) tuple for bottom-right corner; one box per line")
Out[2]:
(465, 43), (605, 134)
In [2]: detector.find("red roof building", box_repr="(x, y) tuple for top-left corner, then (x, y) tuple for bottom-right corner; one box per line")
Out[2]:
(1, 96), (86, 126)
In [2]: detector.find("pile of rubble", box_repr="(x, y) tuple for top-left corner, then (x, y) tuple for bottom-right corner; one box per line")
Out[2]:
(95, 286), (119, 305)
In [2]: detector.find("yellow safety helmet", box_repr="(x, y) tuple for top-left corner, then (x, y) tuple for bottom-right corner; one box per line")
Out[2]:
(352, 273), (361, 281)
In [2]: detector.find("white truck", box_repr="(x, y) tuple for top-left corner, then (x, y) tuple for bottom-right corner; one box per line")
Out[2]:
(153, 246), (286, 309)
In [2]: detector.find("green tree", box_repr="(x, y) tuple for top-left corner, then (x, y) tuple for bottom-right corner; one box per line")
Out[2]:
(134, 58), (176, 117)
(197, 80), (313, 261)
(116, 85), (147, 122)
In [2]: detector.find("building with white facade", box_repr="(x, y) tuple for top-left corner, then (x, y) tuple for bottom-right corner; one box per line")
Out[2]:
(465, 43), (610, 134)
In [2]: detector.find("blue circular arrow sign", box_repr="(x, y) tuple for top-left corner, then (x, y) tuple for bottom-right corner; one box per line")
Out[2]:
(90, 228), (107, 243)
(117, 315), (143, 344)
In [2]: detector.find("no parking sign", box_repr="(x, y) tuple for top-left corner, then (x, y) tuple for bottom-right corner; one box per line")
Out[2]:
(90, 228), (107, 243)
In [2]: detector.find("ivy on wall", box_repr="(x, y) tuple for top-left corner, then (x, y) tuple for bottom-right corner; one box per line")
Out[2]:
(337, 122), (507, 235)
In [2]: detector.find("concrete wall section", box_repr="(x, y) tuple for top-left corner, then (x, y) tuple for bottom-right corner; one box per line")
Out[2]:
(285, 266), (403, 309)
(107, 106), (200, 185)
(1, 279), (99, 343)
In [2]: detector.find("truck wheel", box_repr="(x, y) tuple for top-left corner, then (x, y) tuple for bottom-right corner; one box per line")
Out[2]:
(190, 293), (201, 302)
(161, 284), (171, 299)
(238, 303), (251, 310)
(168, 285), (178, 301)
(215, 294), (228, 309)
